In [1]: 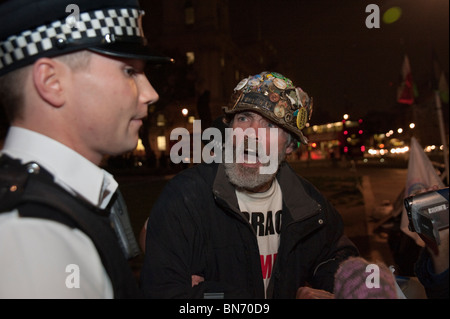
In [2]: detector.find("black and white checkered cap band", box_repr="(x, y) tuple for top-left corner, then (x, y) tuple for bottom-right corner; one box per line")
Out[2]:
(0, 8), (144, 73)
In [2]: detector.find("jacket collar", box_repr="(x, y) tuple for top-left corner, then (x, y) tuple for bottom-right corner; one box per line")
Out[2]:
(212, 163), (241, 214)
(212, 162), (321, 222)
(276, 162), (321, 222)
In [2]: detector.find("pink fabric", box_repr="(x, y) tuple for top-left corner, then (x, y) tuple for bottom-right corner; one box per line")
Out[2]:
(334, 257), (398, 299)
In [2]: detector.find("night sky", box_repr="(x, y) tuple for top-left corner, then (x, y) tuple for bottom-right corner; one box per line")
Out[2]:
(228, 0), (449, 122)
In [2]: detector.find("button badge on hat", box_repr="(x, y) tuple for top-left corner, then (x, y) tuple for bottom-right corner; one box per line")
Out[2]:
(294, 107), (308, 130)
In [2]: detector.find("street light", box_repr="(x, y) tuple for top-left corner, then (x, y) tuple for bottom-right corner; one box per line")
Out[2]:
(181, 108), (189, 117)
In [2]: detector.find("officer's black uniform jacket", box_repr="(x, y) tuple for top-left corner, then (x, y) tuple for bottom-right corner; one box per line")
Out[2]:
(0, 155), (141, 298)
(140, 162), (359, 298)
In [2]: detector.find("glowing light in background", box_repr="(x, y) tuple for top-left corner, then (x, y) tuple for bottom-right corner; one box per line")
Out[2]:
(383, 7), (402, 24)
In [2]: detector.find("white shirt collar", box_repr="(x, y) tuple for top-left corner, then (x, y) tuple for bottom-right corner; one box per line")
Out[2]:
(1, 127), (118, 209)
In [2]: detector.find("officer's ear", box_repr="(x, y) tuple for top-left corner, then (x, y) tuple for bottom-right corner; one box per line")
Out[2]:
(32, 57), (66, 108)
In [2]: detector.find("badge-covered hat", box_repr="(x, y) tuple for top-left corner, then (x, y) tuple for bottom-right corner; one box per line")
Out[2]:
(0, 0), (173, 76)
(223, 71), (314, 144)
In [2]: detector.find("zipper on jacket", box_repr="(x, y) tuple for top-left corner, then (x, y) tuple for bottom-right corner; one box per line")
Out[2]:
(268, 203), (324, 298)
(213, 192), (259, 239)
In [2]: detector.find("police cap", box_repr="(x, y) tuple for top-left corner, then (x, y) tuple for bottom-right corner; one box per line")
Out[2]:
(0, 0), (173, 76)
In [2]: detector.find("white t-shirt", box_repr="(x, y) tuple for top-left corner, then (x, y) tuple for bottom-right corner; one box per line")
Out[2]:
(0, 127), (116, 298)
(235, 179), (283, 297)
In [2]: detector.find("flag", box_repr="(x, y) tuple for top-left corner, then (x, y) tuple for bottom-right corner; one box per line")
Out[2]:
(400, 137), (445, 246)
(397, 54), (415, 105)
(438, 72), (449, 103)
(431, 49), (449, 103)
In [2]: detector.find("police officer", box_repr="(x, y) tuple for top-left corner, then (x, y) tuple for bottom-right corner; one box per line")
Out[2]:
(0, 0), (171, 298)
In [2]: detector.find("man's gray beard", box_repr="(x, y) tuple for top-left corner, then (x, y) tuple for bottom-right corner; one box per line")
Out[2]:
(223, 144), (286, 192)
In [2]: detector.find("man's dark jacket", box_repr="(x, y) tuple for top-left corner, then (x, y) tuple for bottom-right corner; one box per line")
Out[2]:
(140, 162), (358, 298)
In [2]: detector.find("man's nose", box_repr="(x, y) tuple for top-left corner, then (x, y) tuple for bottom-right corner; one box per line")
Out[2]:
(139, 75), (159, 105)
(245, 121), (260, 142)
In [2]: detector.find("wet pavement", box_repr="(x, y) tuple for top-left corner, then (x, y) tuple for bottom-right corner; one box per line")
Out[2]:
(290, 161), (408, 267)
(357, 166), (407, 265)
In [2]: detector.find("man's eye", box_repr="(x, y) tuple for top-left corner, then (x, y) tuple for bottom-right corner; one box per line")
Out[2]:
(237, 116), (248, 122)
(125, 67), (137, 76)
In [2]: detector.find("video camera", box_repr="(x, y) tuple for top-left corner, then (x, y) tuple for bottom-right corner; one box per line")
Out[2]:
(404, 187), (449, 245)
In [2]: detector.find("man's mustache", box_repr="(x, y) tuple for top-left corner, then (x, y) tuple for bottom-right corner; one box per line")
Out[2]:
(235, 137), (267, 164)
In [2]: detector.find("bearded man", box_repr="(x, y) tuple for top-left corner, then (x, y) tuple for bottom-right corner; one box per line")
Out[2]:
(140, 71), (358, 299)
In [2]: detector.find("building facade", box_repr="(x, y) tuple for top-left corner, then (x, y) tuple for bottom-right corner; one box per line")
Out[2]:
(137, 0), (277, 164)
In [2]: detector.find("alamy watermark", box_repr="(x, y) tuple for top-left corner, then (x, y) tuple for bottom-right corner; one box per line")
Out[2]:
(365, 4), (380, 29)
(65, 4), (80, 29)
(65, 264), (80, 289)
(170, 120), (280, 175)
(365, 264), (396, 289)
